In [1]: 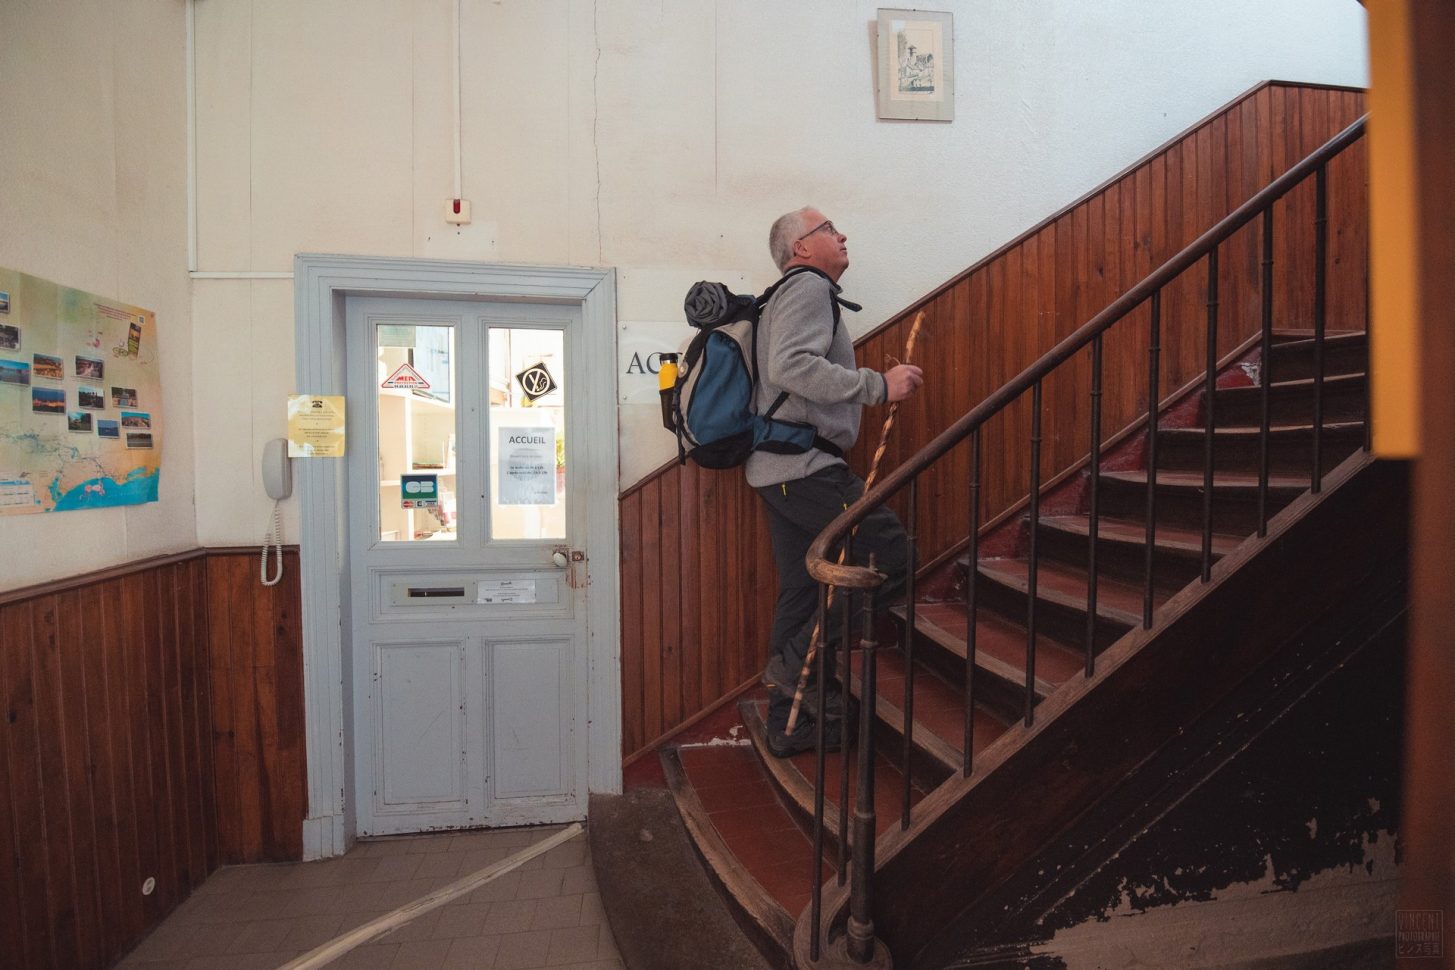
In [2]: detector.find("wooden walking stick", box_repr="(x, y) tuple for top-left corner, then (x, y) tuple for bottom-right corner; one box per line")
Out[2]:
(784, 311), (924, 735)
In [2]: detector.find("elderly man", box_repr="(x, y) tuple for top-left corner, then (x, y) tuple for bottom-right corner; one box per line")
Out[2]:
(749, 205), (924, 757)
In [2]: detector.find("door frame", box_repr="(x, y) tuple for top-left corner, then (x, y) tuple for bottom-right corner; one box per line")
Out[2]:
(293, 254), (620, 859)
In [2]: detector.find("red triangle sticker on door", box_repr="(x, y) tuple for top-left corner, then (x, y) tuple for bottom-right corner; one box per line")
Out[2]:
(382, 362), (431, 389)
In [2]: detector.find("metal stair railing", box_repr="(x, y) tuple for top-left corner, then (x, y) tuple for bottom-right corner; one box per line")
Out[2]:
(798, 115), (1369, 964)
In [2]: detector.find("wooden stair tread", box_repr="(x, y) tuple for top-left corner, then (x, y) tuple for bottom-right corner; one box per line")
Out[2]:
(852, 647), (1011, 761)
(1039, 514), (1243, 559)
(1100, 468), (1310, 493)
(669, 744), (832, 919)
(1156, 420), (1365, 438)
(979, 557), (1153, 626)
(1217, 371), (1364, 396)
(902, 601), (1083, 687)
(738, 699), (925, 848)
(1268, 328), (1362, 341)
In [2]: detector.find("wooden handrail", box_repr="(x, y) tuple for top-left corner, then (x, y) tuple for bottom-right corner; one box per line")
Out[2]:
(805, 115), (1368, 590)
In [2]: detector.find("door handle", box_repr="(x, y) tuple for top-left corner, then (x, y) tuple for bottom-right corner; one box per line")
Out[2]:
(552, 548), (569, 568)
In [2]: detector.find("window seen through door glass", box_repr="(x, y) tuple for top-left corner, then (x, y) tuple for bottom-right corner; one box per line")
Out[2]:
(375, 324), (457, 543)
(489, 328), (565, 540)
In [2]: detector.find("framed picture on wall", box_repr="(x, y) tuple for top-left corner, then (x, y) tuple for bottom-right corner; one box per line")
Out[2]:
(876, 8), (954, 122)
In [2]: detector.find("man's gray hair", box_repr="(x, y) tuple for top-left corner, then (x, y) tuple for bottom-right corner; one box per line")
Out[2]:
(768, 206), (815, 272)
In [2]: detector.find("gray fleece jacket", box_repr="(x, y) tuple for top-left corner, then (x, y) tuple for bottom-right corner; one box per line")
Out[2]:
(745, 270), (887, 488)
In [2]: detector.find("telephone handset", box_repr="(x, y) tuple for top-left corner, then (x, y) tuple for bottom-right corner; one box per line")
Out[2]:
(260, 438), (292, 586)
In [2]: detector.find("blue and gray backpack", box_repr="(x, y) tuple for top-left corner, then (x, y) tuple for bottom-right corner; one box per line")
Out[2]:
(663, 267), (861, 469)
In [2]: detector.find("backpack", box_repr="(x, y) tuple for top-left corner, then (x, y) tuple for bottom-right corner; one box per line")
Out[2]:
(662, 267), (861, 469)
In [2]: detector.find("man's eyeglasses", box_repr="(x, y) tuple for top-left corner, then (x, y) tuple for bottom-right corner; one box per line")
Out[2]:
(795, 220), (839, 243)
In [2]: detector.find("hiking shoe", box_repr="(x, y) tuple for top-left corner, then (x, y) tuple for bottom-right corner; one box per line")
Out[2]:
(766, 712), (842, 759)
(763, 655), (854, 720)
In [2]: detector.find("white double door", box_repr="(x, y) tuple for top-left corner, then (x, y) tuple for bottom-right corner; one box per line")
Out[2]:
(345, 295), (589, 836)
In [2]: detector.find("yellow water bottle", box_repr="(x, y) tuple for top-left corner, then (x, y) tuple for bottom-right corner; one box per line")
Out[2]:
(658, 353), (679, 431)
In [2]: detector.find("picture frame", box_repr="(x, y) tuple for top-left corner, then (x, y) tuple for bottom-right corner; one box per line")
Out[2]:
(876, 8), (955, 122)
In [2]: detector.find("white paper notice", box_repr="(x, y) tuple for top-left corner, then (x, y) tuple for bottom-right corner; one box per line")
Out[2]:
(497, 426), (556, 506)
(477, 580), (537, 604)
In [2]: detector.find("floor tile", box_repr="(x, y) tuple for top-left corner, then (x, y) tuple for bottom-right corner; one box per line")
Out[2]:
(544, 923), (600, 965)
(494, 928), (553, 969)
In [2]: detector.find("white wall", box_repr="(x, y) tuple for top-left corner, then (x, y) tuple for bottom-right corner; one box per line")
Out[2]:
(0, 0), (196, 587)
(188, 0), (1368, 545)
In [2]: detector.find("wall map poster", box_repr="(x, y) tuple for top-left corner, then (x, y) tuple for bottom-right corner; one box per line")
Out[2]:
(0, 267), (162, 514)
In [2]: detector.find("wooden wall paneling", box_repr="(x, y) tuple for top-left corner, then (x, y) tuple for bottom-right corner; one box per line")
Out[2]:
(660, 462), (684, 731)
(3, 600), (55, 969)
(155, 565), (186, 896)
(274, 553), (306, 860)
(619, 493), (645, 755)
(99, 578), (144, 948)
(227, 556), (264, 862)
(697, 471), (722, 709)
(0, 603), (26, 968)
(640, 479), (664, 744)
(54, 591), (102, 968)
(677, 463), (701, 718)
(190, 558), (219, 876)
(30, 596), (82, 968)
(83, 583), (127, 958)
(167, 563), (202, 890)
(2, 599), (50, 970)
(122, 573), (163, 930)
(250, 558), (285, 859)
(204, 558), (239, 864)
(138, 570), (174, 923)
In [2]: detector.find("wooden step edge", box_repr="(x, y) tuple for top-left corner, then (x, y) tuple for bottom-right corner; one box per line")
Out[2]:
(846, 670), (964, 779)
(738, 698), (847, 850)
(892, 605), (1059, 699)
(1268, 330), (1366, 350)
(977, 561), (1144, 630)
(660, 747), (797, 957)
(1097, 469), (1311, 493)
(1217, 371), (1366, 395)
(1268, 328), (1363, 342)
(1037, 515), (1244, 559)
(1156, 420), (1367, 438)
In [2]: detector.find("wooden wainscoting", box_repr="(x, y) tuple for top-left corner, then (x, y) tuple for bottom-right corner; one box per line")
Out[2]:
(0, 547), (305, 970)
(618, 81), (1367, 762)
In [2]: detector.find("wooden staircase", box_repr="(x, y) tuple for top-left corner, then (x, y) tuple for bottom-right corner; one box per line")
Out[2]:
(635, 102), (1405, 967)
(659, 320), (1393, 967)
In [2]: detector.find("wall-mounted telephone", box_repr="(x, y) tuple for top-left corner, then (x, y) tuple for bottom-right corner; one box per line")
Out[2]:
(261, 438), (292, 586)
(263, 437), (293, 499)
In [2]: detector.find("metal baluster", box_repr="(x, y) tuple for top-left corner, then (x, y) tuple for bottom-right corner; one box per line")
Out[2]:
(901, 479), (918, 829)
(1144, 292), (1162, 628)
(1026, 382), (1043, 727)
(1364, 266), (1372, 452)
(810, 582), (828, 961)
(1312, 165), (1328, 493)
(1202, 248), (1219, 582)
(964, 429), (981, 776)
(1086, 336), (1103, 676)
(838, 538), (852, 885)
(1258, 210), (1274, 537)
(846, 561), (880, 964)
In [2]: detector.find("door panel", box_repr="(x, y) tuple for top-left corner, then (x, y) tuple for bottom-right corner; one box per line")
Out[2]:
(375, 640), (467, 811)
(489, 639), (570, 800)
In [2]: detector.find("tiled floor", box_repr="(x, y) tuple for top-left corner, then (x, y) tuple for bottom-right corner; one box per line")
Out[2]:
(118, 825), (623, 970)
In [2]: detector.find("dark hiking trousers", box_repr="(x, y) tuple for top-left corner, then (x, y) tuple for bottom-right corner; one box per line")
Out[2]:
(753, 463), (909, 734)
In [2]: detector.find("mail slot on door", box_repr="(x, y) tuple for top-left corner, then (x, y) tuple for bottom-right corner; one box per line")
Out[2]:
(385, 574), (562, 609)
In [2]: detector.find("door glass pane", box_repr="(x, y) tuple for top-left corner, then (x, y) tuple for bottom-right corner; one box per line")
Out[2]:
(489, 327), (565, 540)
(376, 324), (457, 543)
